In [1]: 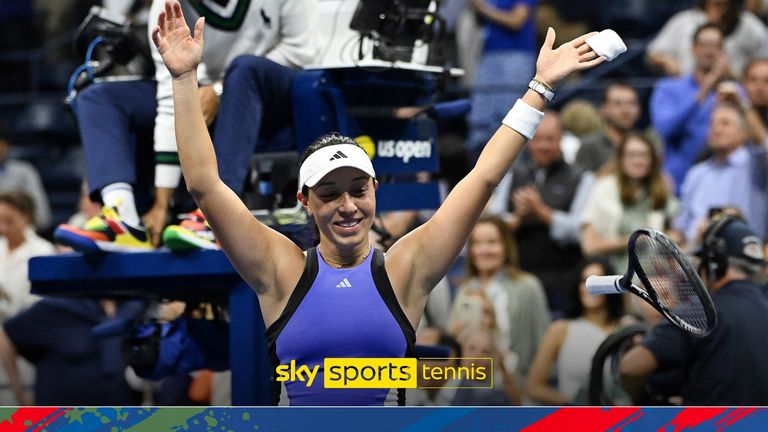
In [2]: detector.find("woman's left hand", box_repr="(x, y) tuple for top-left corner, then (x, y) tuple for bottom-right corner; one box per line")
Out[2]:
(151, 0), (205, 79)
(534, 28), (605, 88)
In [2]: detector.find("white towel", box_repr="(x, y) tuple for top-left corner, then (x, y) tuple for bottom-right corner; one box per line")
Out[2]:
(586, 29), (627, 62)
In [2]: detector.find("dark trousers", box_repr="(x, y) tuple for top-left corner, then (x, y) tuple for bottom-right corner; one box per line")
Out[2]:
(213, 55), (296, 195)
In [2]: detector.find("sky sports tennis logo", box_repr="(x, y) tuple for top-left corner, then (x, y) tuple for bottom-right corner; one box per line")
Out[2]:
(274, 358), (493, 389)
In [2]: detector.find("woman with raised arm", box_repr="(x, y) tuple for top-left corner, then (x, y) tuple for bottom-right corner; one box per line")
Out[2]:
(151, 0), (605, 406)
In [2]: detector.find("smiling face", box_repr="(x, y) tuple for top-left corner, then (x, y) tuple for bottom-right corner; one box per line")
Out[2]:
(469, 222), (506, 277)
(620, 135), (653, 182)
(302, 167), (377, 251)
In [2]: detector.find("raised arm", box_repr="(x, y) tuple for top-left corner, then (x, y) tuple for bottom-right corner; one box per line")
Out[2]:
(389, 28), (605, 293)
(151, 1), (304, 313)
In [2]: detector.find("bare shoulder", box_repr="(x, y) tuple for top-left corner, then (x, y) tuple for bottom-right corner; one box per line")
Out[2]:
(545, 320), (570, 343)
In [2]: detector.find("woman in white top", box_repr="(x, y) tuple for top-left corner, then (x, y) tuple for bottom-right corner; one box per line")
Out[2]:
(580, 132), (677, 273)
(0, 191), (55, 405)
(526, 258), (624, 405)
(0, 191), (55, 321)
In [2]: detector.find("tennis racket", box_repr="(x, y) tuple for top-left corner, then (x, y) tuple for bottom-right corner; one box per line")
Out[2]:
(586, 228), (717, 337)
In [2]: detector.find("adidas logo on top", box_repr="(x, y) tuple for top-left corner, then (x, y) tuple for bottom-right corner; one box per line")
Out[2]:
(329, 151), (348, 161)
(336, 278), (352, 288)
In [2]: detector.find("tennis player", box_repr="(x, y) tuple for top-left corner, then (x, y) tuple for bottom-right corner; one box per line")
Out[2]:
(152, 0), (606, 405)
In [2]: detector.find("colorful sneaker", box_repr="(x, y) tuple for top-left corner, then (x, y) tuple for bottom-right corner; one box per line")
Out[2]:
(54, 206), (153, 253)
(162, 209), (220, 252)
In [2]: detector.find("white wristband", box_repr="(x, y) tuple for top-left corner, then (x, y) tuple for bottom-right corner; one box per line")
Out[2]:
(502, 99), (544, 140)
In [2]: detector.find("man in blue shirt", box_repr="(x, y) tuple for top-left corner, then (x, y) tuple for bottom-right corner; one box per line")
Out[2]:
(650, 23), (731, 194)
(673, 103), (768, 243)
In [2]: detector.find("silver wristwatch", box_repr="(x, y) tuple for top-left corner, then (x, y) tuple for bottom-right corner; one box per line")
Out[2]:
(528, 78), (555, 102)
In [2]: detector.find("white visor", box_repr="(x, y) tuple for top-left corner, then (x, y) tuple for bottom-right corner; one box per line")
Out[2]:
(299, 144), (376, 188)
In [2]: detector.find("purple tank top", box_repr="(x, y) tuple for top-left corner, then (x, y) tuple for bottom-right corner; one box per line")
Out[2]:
(266, 247), (415, 405)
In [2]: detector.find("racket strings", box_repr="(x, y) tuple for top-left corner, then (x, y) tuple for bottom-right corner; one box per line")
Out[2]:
(634, 235), (708, 332)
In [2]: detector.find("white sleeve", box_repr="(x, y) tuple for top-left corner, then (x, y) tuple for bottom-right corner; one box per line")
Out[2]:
(149, 0), (183, 189)
(647, 12), (688, 59)
(265, 0), (319, 68)
(486, 170), (513, 216)
(550, 172), (595, 244)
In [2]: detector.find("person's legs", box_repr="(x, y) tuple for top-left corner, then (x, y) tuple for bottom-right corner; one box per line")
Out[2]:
(55, 80), (157, 252)
(162, 57), (295, 252)
(213, 55), (296, 196)
(78, 80), (158, 223)
(468, 51), (534, 164)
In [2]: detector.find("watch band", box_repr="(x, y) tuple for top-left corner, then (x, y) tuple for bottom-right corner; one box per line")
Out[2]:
(528, 78), (555, 102)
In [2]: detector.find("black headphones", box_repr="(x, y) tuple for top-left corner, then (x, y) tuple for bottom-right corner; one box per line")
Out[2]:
(700, 215), (737, 281)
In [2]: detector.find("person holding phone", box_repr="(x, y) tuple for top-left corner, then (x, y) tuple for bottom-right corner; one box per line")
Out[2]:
(448, 215), (550, 377)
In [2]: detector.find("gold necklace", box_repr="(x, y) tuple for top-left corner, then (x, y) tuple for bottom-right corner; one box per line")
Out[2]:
(320, 247), (370, 269)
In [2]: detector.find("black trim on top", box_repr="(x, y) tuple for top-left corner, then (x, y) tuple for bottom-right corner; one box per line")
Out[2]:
(370, 248), (417, 406)
(264, 247), (319, 405)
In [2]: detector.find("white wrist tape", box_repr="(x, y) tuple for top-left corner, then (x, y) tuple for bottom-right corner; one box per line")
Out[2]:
(502, 99), (544, 140)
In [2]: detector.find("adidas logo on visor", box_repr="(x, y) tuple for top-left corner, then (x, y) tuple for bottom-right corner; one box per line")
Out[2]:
(329, 151), (348, 161)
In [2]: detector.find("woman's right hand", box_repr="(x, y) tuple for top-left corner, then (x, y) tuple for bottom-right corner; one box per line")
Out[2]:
(151, 0), (205, 79)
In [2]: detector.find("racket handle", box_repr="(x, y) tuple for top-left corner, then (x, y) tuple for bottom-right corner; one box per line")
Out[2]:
(586, 275), (625, 295)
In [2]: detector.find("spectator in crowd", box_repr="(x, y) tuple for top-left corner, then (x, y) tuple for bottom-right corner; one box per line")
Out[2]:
(457, 326), (520, 405)
(673, 102), (768, 243)
(620, 216), (768, 405)
(0, 191), (55, 321)
(409, 327), (516, 405)
(0, 298), (145, 405)
(581, 132), (678, 274)
(575, 82), (642, 173)
(500, 112), (594, 316)
(742, 57), (768, 125)
(466, 0), (537, 162)
(650, 23), (732, 193)
(55, 0), (317, 253)
(0, 132), (51, 231)
(526, 258), (625, 405)
(449, 215), (550, 376)
(647, 0), (768, 77)
(0, 191), (55, 404)
(559, 99), (602, 164)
